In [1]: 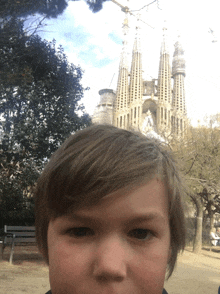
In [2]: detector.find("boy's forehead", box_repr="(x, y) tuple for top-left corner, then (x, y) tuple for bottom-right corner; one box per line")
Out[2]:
(98, 176), (165, 200)
(61, 179), (169, 222)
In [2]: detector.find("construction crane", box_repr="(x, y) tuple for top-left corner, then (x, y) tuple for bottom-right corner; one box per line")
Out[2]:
(111, 0), (156, 29)
(109, 73), (115, 88)
(111, 0), (130, 13)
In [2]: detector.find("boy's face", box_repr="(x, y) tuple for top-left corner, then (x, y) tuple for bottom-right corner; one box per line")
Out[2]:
(47, 178), (171, 294)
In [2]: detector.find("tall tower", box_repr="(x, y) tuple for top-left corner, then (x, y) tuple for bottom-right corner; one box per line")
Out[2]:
(93, 17), (187, 140)
(114, 13), (130, 129)
(129, 18), (143, 129)
(92, 89), (116, 125)
(172, 37), (186, 136)
(156, 27), (172, 136)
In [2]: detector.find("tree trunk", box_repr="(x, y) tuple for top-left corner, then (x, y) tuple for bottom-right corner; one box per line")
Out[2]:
(193, 196), (203, 253)
(209, 209), (215, 234)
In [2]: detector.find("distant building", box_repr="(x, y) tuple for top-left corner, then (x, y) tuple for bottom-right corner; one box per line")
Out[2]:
(93, 17), (187, 140)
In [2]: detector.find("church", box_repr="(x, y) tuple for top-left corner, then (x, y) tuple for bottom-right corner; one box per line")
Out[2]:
(92, 16), (187, 140)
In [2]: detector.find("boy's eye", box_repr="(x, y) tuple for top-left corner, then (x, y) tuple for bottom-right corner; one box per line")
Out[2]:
(66, 227), (154, 241)
(66, 227), (94, 237)
(128, 229), (153, 240)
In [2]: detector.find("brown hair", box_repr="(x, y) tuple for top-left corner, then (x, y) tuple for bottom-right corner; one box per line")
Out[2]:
(34, 124), (185, 279)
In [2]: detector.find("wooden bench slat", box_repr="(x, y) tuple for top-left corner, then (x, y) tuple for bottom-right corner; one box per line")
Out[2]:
(6, 226), (35, 231)
(5, 232), (35, 237)
(5, 237), (36, 243)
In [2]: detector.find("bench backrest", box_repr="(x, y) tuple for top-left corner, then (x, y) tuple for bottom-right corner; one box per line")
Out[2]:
(4, 225), (36, 244)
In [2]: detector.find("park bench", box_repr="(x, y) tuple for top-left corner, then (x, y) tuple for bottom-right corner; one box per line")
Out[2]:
(210, 236), (215, 251)
(209, 234), (220, 251)
(0, 225), (36, 264)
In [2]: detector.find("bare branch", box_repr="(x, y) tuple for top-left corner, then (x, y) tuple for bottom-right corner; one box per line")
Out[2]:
(130, 0), (157, 12)
(187, 177), (207, 183)
(185, 153), (198, 175)
(27, 15), (47, 37)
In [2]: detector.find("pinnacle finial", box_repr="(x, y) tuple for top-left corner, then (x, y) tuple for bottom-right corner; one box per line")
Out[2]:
(133, 13), (141, 52)
(162, 20), (167, 37)
(161, 21), (169, 54)
(120, 4), (130, 69)
(135, 12), (141, 30)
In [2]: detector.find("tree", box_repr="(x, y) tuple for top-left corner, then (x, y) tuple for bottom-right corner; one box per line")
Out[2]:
(0, 18), (91, 159)
(0, 155), (39, 226)
(85, 0), (109, 12)
(0, 0), (109, 41)
(0, 18), (91, 225)
(0, 0), (108, 19)
(173, 118), (220, 253)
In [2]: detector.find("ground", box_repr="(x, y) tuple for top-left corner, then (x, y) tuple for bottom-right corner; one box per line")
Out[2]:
(165, 247), (220, 294)
(0, 245), (220, 294)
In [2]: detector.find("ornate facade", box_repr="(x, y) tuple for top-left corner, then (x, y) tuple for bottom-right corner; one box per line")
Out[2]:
(92, 19), (187, 139)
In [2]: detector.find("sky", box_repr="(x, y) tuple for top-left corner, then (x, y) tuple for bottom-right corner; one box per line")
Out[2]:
(36, 0), (220, 127)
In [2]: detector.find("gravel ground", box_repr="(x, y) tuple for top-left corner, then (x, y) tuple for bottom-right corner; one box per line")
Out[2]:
(164, 247), (220, 294)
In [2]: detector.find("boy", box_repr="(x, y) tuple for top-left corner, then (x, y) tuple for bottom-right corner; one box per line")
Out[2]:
(34, 124), (186, 294)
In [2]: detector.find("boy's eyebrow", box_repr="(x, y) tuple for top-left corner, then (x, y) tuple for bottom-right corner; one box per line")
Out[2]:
(65, 212), (167, 225)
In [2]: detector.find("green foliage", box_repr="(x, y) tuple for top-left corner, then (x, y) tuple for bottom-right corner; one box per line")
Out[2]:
(0, 18), (91, 161)
(0, 17), (92, 226)
(85, 0), (109, 13)
(0, 0), (108, 19)
(0, 0), (68, 19)
(0, 0), (109, 227)
(0, 158), (39, 226)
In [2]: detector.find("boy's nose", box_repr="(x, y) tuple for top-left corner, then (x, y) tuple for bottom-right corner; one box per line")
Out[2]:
(93, 235), (127, 282)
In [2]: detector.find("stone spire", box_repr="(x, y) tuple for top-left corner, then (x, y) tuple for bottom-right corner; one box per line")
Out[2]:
(172, 36), (186, 114)
(128, 16), (143, 129)
(171, 36), (187, 135)
(156, 26), (172, 133)
(115, 13), (129, 112)
(129, 17), (143, 104)
(157, 27), (172, 104)
(114, 10), (130, 129)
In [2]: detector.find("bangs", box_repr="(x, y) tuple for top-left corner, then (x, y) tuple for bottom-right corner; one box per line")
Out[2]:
(44, 127), (165, 216)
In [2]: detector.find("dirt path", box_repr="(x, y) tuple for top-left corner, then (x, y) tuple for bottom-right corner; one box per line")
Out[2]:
(0, 245), (50, 294)
(164, 247), (220, 294)
(0, 245), (220, 293)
